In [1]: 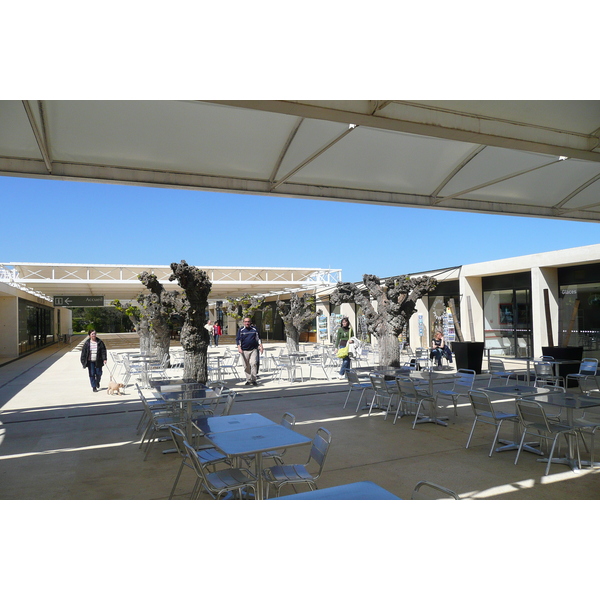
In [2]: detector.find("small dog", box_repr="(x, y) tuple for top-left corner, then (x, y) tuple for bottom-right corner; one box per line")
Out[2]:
(107, 381), (125, 395)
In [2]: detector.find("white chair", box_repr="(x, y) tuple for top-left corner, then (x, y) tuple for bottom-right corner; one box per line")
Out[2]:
(395, 377), (436, 428)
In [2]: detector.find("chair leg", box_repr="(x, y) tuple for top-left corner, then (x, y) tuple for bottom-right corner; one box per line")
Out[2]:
(169, 460), (185, 499)
(465, 418), (478, 449)
(343, 389), (352, 409)
(489, 422), (503, 457)
(355, 389), (367, 413)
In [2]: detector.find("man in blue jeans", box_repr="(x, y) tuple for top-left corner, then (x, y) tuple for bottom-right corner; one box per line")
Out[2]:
(236, 317), (263, 386)
(80, 330), (108, 392)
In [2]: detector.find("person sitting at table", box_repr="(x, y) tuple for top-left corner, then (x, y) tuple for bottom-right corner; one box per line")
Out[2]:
(430, 330), (446, 368)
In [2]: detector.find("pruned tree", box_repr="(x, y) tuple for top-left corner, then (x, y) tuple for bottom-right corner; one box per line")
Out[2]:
(276, 292), (321, 353)
(138, 271), (182, 368)
(169, 260), (212, 383)
(111, 298), (151, 354)
(331, 274), (437, 367)
(222, 294), (265, 331)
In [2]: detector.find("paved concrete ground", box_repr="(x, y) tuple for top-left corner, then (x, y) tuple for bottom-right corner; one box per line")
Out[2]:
(1, 334), (599, 501)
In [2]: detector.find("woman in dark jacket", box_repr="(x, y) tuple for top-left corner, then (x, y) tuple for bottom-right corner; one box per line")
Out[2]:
(80, 330), (108, 392)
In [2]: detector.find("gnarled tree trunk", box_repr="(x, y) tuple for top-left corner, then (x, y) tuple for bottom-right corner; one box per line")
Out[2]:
(169, 261), (212, 383)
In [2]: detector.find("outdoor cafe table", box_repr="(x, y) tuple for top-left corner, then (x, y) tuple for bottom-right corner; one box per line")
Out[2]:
(535, 391), (600, 471)
(159, 386), (220, 440)
(198, 415), (312, 500)
(506, 357), (582, 384)
(270, 481), (401, 500)
(478, 384), (552, 453)
(193, 413), (275, 434)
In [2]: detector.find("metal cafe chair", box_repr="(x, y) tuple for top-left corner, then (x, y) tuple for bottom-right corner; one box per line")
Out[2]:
(466, 390), (518, 457)
(436, 369), (476, 417)
(183, 439), (258, 500)
(263, 428), (332, 498)
(167, 426), (230, 499)
(394, 377), (436, 428)
(343, 369), (373, 412)
(533, 359), (564, 388)
(411, 481), (460, 500)
(487, 357), (516, 385)
(514, 399), (582, 476)
(369, 373), (401, 419)
(566, 358), (599, 390)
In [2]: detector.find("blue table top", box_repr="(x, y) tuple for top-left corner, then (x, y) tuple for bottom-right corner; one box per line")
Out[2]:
(207, 425), (311, 456)
(271, 481), (401, 500)
(194, 413), (276, 433)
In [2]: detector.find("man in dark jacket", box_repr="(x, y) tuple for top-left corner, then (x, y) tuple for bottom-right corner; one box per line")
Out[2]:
(80, 330), (108, 392)
(236, 317), (263, 385)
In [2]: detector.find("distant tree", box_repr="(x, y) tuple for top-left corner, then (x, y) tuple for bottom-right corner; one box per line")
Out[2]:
(276, 292), (321, 353)
(331, 274), (437, 367)
(169, 260), (212, 383)
(222, 294), (265, 331)
(138, 271), (183, 367)
(112, 298), (151, 353)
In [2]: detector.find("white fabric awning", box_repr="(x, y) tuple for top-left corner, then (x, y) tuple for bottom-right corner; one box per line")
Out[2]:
(2, 100), (599, 222)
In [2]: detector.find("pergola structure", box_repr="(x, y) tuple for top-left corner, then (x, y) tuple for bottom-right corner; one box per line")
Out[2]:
(1, 100), (599, 223)
(0, 263), (341, 304)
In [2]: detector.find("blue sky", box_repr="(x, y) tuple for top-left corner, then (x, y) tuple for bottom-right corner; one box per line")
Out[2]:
(2, 174), (599, 283)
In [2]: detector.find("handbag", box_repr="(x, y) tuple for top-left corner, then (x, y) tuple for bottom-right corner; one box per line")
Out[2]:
(337, 345), (350, 359)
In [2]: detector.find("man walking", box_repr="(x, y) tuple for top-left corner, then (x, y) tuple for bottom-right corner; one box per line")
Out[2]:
(80, 330), (108, 392)
(236, 317), (263, 386)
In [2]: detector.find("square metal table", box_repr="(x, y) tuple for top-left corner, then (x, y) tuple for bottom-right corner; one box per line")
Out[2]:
(270, 481), (401, 500)
(206, 424), (311, 499)
(160, 386), (220, 440)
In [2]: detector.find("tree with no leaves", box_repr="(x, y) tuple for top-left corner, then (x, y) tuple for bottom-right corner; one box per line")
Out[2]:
(276, 292), (321, 353)
(169, 260), (212, 383)
(330, 274), (437, 367)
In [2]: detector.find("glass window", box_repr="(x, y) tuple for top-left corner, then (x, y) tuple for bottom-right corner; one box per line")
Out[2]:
(483, 289), (531, 357)
(559, 283), (600, 350)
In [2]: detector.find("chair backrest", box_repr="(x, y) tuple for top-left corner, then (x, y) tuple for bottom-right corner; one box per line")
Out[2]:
(411, 480), (460, 500)
(468, 390), (495, 417)
(534, 360), (554, 378)
(516, 399), (552, 432)
(346, 369), (362, 385)
(579, 358), (598, 375)
(308, 427), (332, 478)
(220, 392), (237, 416)
(488, 358), (505, 373)
(454, 369), (476, 390)
(281, 412), (296, 429)
(168, 425), (188, 458)
(369, 373), (390, 396)
(396, 376), (417, 399)
(182, 439), (211, 488)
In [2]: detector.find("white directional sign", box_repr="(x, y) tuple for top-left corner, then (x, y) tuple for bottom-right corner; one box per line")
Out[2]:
(53, 296), (105, 307)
